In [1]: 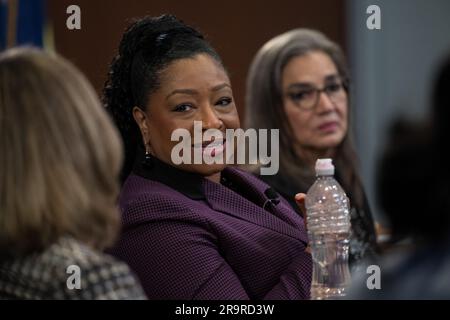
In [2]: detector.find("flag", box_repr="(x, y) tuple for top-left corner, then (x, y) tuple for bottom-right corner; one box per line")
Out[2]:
(0, 0), (46, 50)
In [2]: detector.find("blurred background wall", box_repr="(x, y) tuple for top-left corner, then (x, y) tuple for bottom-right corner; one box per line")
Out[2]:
(346, 0), (450, 224)
(2, 0), (450, 225)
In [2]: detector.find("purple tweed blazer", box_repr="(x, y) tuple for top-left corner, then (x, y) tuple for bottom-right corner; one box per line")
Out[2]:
(110, 158), (312, 299)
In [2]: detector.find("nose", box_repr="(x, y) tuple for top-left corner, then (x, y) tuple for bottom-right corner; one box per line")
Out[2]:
(315, 91), (335, 114)
(200, 105), (223, 130)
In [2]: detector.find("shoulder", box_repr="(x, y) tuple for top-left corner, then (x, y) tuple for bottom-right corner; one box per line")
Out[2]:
(238, 166), (297, 195)
(52, 238), (146, 299)
(48, 238), (145, 299)
(48, 237), (127, 271)
(225, 166), (272, 190)
(119, 174), (211, 229)
(120, 174), (197, 213)
(120, 173), (178, 203)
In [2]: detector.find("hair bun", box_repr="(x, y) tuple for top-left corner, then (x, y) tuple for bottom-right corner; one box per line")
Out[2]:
(119, 15), (203, 56)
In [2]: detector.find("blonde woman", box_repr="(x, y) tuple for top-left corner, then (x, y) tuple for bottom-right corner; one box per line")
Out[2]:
(0, 48), (145, 299)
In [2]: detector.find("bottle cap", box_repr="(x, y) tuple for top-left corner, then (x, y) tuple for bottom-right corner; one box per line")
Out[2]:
(315, 158), (335, 176)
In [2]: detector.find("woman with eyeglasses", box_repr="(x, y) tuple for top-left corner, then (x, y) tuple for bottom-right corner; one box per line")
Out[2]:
(245, 29), (378, 266)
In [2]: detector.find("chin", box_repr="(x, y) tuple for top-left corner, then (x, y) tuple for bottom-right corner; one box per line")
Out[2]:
(316, 133), (345, 149)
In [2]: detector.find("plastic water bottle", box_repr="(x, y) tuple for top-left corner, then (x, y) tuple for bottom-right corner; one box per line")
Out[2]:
(305, 158), (351, 299)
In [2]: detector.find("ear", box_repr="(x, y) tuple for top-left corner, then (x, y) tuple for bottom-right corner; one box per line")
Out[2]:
(132, 106), (149, 144)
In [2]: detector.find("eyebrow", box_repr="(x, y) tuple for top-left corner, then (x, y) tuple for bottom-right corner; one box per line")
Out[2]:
(166, 83), (231, 100)
(286, 74), (341, 90)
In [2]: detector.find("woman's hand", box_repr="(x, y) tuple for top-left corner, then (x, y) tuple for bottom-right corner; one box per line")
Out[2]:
(295, 193), (311, 254)
(294, 193), (307, 218)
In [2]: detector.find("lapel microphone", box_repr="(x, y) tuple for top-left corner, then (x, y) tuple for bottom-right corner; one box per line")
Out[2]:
(263, 188), (280, 210)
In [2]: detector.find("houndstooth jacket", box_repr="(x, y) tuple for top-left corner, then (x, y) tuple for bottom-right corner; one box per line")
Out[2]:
(0, 237), (146, 300)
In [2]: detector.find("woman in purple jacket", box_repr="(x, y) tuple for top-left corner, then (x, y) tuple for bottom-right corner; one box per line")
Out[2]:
(103, 14), (311, 299)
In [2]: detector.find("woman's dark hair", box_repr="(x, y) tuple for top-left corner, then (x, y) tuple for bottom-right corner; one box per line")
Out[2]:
(103, 15), (223, 182)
